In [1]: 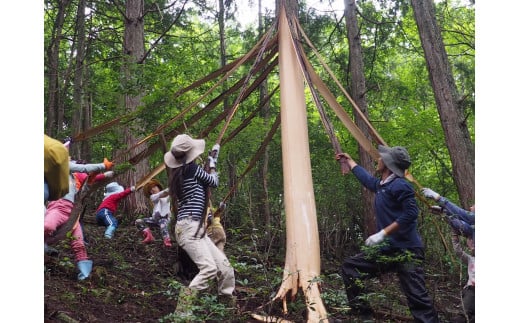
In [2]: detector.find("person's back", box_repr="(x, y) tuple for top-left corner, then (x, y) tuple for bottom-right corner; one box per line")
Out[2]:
(164, 134), (235, 316)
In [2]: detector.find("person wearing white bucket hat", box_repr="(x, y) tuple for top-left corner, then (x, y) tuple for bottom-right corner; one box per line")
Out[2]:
(335, 145), (439, 322)
(95, 182), (136, 239)
(164, 134), (235, 316)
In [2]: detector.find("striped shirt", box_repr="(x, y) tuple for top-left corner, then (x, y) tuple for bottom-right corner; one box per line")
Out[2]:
(177, 162), (218, 220)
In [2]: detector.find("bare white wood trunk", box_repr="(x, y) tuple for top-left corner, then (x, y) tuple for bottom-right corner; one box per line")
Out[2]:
(274, 6), (328, 322)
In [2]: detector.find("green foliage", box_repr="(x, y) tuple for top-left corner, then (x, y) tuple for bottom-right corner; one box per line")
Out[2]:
(45, 2), (474, 311)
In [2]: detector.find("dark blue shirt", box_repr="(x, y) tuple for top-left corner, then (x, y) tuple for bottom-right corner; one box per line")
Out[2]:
(352, 165), (423, 249)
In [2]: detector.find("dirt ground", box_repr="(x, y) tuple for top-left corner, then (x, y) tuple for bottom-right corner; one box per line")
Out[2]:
(44, 218), (469, 323)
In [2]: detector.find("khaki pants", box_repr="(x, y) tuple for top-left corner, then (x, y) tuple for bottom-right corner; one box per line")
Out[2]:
(175, 218), (235, 295)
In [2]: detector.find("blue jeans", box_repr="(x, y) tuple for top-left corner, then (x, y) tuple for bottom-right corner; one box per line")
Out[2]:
(96, 208), (119, 229)
(340, 248), (439, 323)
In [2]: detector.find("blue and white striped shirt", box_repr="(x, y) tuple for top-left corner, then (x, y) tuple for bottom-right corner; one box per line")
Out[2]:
(177, 163), (218, 220)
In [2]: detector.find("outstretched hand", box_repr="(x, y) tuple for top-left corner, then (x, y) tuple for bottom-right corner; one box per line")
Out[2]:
(422, 188), (440, 201)
(335, 152), (355, 175)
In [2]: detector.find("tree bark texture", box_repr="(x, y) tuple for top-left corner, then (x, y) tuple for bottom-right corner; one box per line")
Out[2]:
(71, 0), (87, 160)
(122, 0), (149, 216)
(45, 0), (71, 137)
(411, 0), (475, 207)
(344, 0), (376, 236)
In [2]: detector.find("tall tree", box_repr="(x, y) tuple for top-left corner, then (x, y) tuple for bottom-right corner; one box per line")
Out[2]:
(45, 0), (72, 137)
(258, 0), (273, 245)
(344, 0), (376, 236)
(272, 1), (329, 321)
(121, 0), (149, 214)
(70, 0), (90, 160)
(410, 0), (474, 207)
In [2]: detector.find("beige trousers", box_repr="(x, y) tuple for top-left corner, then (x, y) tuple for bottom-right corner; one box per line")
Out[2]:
(175, 218), (235, 295)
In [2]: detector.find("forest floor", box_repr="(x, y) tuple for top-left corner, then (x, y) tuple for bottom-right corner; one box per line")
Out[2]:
(44, 217), (469, 323)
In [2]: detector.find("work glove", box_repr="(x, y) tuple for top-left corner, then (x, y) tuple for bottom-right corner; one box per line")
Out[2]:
(103, 171), (114, 178)
(211, 143), (220, 161)
(422, 188), (440, 201)
(130, 186), (136, 192)
(103, 158), (114, 170)
(208, 156), (217, 169)
(365, 229), (386, 246)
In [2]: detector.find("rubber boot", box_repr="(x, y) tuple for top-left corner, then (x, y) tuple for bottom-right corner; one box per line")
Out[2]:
(174, 286), (198, 318)
(163, 237), (172, 247)
(104, 225), (116, 239)
(77, 260), (93, 280)
(141, 228), (155, 244)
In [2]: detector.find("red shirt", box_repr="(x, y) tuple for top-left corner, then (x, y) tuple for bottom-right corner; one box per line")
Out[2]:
(96, 188), (132, 213)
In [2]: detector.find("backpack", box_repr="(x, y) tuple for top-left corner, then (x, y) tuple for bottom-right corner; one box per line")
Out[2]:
(44, 135), (70, 201)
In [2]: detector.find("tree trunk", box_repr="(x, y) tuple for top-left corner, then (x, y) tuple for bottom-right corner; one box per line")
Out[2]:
(274, 3), (329, 322)
(410, 0), (475, 207)
(344, 0), (376, 237)
(45, 0), (71, 137)
(258, 0), (272, 246)
(71, 0), (87, 160)
(121, 0), (149, 216)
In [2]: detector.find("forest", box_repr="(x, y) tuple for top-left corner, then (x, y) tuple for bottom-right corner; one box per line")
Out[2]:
(39, 0), (477, 322)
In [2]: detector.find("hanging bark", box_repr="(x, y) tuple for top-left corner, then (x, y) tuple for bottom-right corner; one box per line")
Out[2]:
(344, 0), (376, 236)
(272, 3), (329, 322)
(121, 0), (150, 215)
(410, 0), (475, 208)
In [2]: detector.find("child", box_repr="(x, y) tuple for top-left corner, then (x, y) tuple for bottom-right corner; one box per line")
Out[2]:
(44, 154), (114, 280)
(95, 182), (135, 239)
(135, 179), (172, 247)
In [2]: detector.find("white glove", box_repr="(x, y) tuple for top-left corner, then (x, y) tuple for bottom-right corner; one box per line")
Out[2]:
(103, 171), (115, 178)
(130, 186), (136, 192)
(211, 144), (220, 161)
(208, 156), (217, 169)
(422, 188), (440, 201)
(365, 229), (386, 246)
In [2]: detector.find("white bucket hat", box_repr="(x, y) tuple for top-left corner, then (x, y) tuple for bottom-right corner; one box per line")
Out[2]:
(104, 182), (124, 199)
(163, 134), (205, 168)
(378, 145), (411, 178)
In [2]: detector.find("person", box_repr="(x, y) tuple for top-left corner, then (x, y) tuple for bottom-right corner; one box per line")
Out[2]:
(335, 145), (439, 323)
(44, 134), (70, 203)
(44, 154), (114, 280)
(421, 187), (475, 234)
(135, 179), (172, 247)
(95, 182), (135, 239)
(422, 188), (474, 322)
(450, 229), (475, 323)
(163, 134), (235, 315)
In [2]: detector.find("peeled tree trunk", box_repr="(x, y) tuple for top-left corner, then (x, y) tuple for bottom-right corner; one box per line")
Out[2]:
(272, 6), (329, 322)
